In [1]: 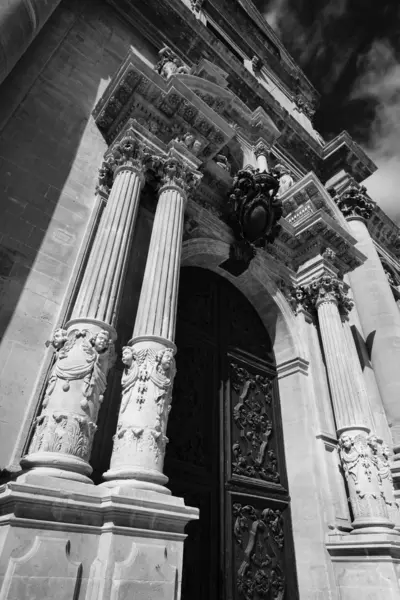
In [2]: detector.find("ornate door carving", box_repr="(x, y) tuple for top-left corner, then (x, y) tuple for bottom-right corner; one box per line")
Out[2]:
(165, 267), (298, 600)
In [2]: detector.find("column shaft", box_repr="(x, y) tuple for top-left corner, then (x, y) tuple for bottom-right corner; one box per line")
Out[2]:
(348, 218), (400, 460)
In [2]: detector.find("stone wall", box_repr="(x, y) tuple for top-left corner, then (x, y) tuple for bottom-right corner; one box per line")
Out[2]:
(0, 0), (157, 473)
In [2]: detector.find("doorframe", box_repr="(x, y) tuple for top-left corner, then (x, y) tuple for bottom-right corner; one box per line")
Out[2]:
(181, 237), (339, 599)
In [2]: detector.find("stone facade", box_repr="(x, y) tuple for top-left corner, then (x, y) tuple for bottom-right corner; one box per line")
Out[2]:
(0, 0), (400, 598)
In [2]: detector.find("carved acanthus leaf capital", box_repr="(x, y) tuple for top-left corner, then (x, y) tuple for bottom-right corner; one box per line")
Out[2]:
(334, 182), (374, 221)
(159, 155), (202, 195)
(253, 140), (270, 159)
(110, 127), (153, 171)
(287, 274), (353, 316)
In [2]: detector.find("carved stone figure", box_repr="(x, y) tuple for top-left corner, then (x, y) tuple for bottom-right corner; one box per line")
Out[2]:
(368, 435), (400, 525)
(26, 327), (114, 472)
(271, 164), (294, 197)
(334, 182), (374, 221)
(215, 153), (231, 172)
(338, 432), (389, 526)
(155, 46), (190, 79)
(108, 344), (176, 477)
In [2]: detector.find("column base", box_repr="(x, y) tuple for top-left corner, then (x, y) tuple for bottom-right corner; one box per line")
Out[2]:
(102, 467), (170, 495)
(19, 452), (93, 484)
(0, 477), (198, 600)
(326, 530), (400, 599)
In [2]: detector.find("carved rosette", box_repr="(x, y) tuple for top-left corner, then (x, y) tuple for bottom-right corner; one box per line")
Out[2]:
(334, 182), (374, 221)
(154, 46), (191, 80)
(288, 274), (353, 317)
(104, 341), (176, 491)
(368, 435), (400, 526)
(22, 325), (115, 482)
(233, 503), (286, 599)
(338, 432), (393, 528)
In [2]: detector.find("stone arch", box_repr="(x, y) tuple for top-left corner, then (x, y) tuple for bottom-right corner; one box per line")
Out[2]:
(181, 237), (308, 367)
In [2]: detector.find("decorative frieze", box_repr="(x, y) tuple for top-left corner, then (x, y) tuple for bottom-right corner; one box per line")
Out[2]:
(155, 46), (191, 80)
(333, 181), (374, 221)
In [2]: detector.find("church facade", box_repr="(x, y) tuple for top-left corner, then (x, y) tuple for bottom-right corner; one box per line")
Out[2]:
(1, 0), (400, 598)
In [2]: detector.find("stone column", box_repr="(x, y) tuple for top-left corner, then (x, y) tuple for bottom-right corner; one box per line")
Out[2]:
(305, 274), (393, 530)
(334, 184), (400, 483)
(20, 126), (149, 484)
(103, 149), (201, 494)
(0, 0), (62, 85)
(254, 140), (269, 173)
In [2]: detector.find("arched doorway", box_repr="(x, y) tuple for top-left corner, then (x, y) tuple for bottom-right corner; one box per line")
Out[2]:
(164, 267), (299, 600)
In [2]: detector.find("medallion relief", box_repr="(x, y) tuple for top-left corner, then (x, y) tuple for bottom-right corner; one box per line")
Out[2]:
(230, 363), (280, 483)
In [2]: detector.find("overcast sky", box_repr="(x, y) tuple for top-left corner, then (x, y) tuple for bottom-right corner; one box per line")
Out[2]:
(254, 0), (400, 223)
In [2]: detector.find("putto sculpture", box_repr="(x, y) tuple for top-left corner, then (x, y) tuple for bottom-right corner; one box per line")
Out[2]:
(155, 46), (191, 80)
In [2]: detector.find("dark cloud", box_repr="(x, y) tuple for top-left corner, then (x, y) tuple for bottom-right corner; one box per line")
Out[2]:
(253, 0), (400, 221)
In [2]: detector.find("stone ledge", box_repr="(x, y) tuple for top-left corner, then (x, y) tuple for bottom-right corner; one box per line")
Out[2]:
(0, 478), (198, 535)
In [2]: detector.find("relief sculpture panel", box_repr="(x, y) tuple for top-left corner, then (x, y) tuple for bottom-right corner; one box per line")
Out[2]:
(230, 361), (280, 484)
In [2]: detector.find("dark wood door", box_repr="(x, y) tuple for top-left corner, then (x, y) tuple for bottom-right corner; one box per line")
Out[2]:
(164, 267), (298, 600)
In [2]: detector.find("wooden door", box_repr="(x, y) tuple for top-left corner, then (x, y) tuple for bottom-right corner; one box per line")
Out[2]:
(164, 267), (298, 600)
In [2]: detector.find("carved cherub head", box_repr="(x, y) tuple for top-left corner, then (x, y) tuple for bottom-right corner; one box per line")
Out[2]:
(183, 132), (195, 148)
(51, 328), (68, 350)
(121, 346), (136, 368)
(339, 433), (353, 451)
(272, 163), (289, 179)
(156, 348), (175, 375)
(192, 139), (202, 155)
(92, 330), (110, 353)
(367, 434), (379, 453)
(382, 443), (391, 460)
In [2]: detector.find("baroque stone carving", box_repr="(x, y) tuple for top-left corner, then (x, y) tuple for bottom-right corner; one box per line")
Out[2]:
(160, 155), (202, 194)
(251, 55), (262, 73)
(271, 164), (294, 197)
(368, 435), (400, 525)
(191, 0), (205, 13)
(338, 433), (389, 526)
(233, 503), (285, 599)
(29, 327), (114, 464)
(230, 363), (279, 483)
(174, 131), (202, 155)
(110, 345), (176, 470)
(294, 93), (316, 120)
(226, 167), (281, 272)
(155, 46), (191, 80)
(288, 273), (353, 317)
(333, 182), (374, 221)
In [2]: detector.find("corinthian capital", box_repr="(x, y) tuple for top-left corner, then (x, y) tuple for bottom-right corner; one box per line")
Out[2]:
(110, 126), (152, 170)
(334, 181), (374, 221)
(288, 274), (353, 316)
(159, 155), (202, 195)
(307, 273), (354, 314)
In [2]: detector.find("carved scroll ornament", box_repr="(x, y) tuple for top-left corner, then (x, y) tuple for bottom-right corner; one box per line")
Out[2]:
(231, 363), (279, 483)
(233, 503), (285, 599)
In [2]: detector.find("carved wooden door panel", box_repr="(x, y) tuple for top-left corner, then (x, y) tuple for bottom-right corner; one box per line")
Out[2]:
(165, 267), (299, 600)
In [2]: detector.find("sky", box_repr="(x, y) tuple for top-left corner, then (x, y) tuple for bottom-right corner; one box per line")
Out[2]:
(253, 0), (400, 223)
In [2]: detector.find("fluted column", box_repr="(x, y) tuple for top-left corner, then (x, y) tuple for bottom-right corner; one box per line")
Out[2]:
(333, 184), (400, 482)
(306, 274), (393, 530)
(103, 149), (201, 494)
(20, 125), (149, 484)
